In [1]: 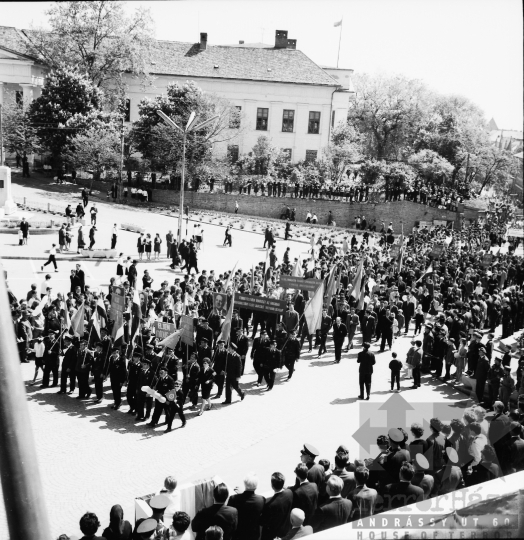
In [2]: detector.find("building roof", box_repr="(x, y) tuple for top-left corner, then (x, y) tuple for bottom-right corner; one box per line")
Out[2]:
(0, 26), (37, 60)
(146, 40), (340, 87)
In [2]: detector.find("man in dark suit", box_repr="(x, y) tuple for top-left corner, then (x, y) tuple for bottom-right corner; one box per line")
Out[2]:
(410, 340), (423, 389)
(311, 476), (352, 533)
(228, 473), (265, 540)
(291, 463), (318, 526)
(488, 401), (512, 465)
(281, 509), (313, 539)
(357, 342), (375, 400)
(191, 483), (238, 540)
(260, 472), (293, 540)
(332, 316), (347, 363)
(383, 462), (424, 510)
(297, 444), (325, 490)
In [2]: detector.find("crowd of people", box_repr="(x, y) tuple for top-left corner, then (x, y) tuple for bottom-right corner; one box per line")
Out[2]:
(56, 403), (524, 540)
(6, 193), (524, 539)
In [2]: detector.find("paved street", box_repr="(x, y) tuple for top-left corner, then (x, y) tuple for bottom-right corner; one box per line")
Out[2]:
(1, 180), (476, 538)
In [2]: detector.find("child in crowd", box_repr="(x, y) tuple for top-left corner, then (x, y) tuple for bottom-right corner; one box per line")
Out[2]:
(389, 352), (403, 392)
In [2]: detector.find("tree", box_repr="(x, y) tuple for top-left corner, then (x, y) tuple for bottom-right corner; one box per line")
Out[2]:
(29, 66), (105, 166)
(130, 81), (240, 176)
(322, 123), (361, 183)
(348, 73), (430, 160)
(408, 149), (454, 185)
(414, 94), (489, 183)
(0, 92), (41, 157)
(473, 147), (519, 195)
(27, 0), (154, 98)
(63, 126), (120, 189)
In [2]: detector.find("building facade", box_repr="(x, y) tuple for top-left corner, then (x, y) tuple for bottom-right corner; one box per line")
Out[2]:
(0, 26), (354, 164)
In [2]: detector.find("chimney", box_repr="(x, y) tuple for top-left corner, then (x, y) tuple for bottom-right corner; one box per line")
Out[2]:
(239, 40), (244, 44)
(199, 32), (207, 50)
(286, 39), (296, 50)
(275, 30), (288, 49)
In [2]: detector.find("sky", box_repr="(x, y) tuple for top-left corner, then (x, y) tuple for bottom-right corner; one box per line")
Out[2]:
(2, 0), (523, 130)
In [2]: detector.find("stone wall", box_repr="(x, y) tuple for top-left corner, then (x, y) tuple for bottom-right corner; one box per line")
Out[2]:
(80, 178), (471, 231)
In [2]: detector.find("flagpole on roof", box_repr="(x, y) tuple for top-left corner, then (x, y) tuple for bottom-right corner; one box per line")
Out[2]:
(336, 17), (343, 68)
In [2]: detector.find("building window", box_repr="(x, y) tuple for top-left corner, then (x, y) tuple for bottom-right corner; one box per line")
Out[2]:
(228, 145), (239, 163)
(124, 99), (131, 122)
(305, 150), (317, 162)
(282, 110), (294, 132)
(331, 110), (335, 128)
(308, 111), (321, 134)
(256, 108), (268, 131)
(229, 106), (241, 129)
(15, 91), (23, 106)
(282, 148), (292, 160)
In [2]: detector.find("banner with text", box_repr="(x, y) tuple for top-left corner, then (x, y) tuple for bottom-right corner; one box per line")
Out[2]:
(234, 293), (287, 315)
(180, 315), (194, 346)
(154, 321), (176, 341)
(279, 276), (323, 292)
(110, 285), (126, 320)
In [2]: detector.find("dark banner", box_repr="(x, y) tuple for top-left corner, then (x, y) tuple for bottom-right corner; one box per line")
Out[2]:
(110, 285), (125, 320)
(234, 293), (287, 315)
(180, 315), (194, 346)
(279, 276), (323, 292)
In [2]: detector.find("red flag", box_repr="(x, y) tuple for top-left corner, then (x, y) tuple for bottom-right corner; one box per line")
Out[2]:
(304, 282), (324, 333)
(130, 289), (142, 338)
(96, 297), (107, 329)
(218, 291), (235, 343)
(111, 311), (124, 345)
(91, 310), (101, 341)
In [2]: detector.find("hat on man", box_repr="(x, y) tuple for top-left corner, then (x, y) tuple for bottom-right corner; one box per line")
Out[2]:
(301, 443), (319, 459)
(229, 343), (238, 350)
(426, 323), (433, 329)
(217, 339), (225, 345)
(137, 519), (157, 536)
(149, 494), (170, 512)
(415, 454), (430, 470)
(446, 447), (459, 464)
(199, 337), (208, 343)
(473, 331), (482, 338)
(133, 347), (143, 357)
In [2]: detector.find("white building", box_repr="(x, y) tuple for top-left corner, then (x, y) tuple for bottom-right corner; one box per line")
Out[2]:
(0, 26), (354, 163)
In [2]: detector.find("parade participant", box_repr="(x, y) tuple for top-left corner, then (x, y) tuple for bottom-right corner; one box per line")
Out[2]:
(183, 352), (201, 408)
(332, 317), (347, 363)
(251, 330), (270, 386)
(148, 366), (175, 428)
(126, 348), (143, 415)
(262, 340), (280, 392)
(135, 357), (156, 422)
(199, 358), (215, 416)
(109, 347), (127, 410)
(223, 343), (245, 404)
(234, 328), (249, 376)
(91, 342), (107, 404)
(165, 380), (187, 432)
(282, 329), (301, 380)
(75, 338), (93, 399)
(357, 342), (375, 400)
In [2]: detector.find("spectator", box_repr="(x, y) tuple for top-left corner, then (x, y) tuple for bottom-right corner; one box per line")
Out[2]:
(205, 526), (224, 540)
(331, 454), (356, 499)
(228, 473), (265, 540)
(79, 512), (104, 540)
(291, 463), (318, 526)
(157, 475), (178, 527)
(191, 483), (238, 540)
(171, 511), (191, 539)
(281, 508), (312, 539)
(311, 475), (352, 532)
(382, 462), (424, 510)
(101, 505), (132, 540)
(260, 472), (293, 540)
(433, 447), (464, 496)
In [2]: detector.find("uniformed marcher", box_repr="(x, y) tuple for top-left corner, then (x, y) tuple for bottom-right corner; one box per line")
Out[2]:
(283, 329), (301, 379)
(58, 334), (77, 394)
(235, 327), (249, 375)
(262, 340), (280, 391)
(163, 348), (179, 381)
(91, 342), (107, 403)
(223, 343), (245, 404)
(183, 352), (201, 407)
(213, 340), (228, 398)
(136, 517), (157, 539)
(165, 380), (186, 432)
(135, 357), (156, 421)
(196, 338), (212, 369)
(357, 342), (376, 400)
(75, 338), (93, 399)
(126, 348), (143, 414)
(251, 330), (270, 386)
(42, 332), (60, 388)
(149, 494), (171, 536)
(109, 347), (127, 410)
(148, 366), (175, 427)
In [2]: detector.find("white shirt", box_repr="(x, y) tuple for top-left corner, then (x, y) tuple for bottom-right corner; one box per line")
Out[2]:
(41, 280), (51, 295)
(50, 247), (57, 256)
(34, 342), (45, 358)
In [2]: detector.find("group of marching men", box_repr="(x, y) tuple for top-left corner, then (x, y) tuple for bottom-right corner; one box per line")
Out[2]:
(29, 309), (303, 433)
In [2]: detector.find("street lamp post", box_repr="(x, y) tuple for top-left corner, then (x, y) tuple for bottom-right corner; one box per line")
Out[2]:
(156, 110), (218, 246)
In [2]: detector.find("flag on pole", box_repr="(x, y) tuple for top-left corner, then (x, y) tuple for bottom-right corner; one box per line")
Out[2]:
(325, 266), (337, 302)
(96, 297), (107, 329)
(31, 295), (48, 317)
(71, 302), (85, 338)
(263, 248), (271, 292)
(304, 282), (325, 334)
(91, 310), (101, 341)
(416, 263), (434, 284)
(334, 19), (342, 27)
(250, 264), (255, 292)
(397, 234), (404, 273)
(292, 255), (303, 277)
(223, 261), (239, 293)
(158, 329), (181, 349)
(348, 259), (364, 300)
(131, 319), (142, 347)
(130, 289), (142, 338)
(111, 311), (124, 345)
(218, 291), (235, 343)
(61, 300), (71, 331)
(356, 278), (368, 311)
